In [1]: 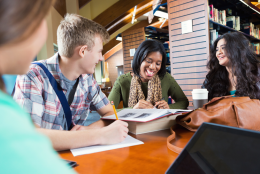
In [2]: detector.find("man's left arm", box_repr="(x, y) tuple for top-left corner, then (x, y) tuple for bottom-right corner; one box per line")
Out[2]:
(73, 104), (114, 131)
(73, 76), (114, 130)
(97, 103), (114, 117)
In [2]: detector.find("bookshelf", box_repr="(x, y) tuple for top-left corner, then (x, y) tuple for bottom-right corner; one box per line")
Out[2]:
(209, 20), (260, 43)
(167, 0), (260, 108)
(208, 0), (260, 54)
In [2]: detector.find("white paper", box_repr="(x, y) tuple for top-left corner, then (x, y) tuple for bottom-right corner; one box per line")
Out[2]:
(70, 135), (144, 156)
(102, 109), (191, 122)
(130, 48), (135, 56)
(181, 20), (193, 34)
(167, 109), (192, 114)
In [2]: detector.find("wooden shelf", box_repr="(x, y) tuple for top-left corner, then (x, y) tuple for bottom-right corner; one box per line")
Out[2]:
(209, 0), (260, 21)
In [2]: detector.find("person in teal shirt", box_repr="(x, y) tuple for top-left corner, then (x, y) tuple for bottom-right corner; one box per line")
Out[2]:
(0, 0), (75, 173)
(108, 40), (189, 109)
(202, 32), (260, 100)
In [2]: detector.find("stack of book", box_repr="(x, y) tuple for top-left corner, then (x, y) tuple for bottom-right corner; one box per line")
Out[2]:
(208, 4), (226, 25)
(226, 16), (240, 30)
(210, 29), (218, 45)
(241, 23), (260, 39)
(252, 43), (260, 54)
(208, 4), (242, 31)
(102, 109), (191, 134)
(208, 4), (260, 39)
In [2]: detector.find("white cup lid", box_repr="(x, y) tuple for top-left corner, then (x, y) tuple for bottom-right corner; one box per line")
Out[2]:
(191, 89), (208, 93)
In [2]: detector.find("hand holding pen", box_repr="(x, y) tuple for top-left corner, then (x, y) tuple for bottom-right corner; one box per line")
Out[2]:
(98, 101), (128, 145)
(154, 98), (170, 109)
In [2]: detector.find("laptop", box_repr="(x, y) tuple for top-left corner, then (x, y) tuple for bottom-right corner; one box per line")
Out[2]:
(166, 122), (260, 174)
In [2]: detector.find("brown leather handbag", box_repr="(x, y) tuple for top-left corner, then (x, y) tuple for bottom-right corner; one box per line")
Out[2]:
(167, 96), (260, 153)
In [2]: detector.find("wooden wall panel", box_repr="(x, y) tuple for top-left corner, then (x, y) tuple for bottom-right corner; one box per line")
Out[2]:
(173, 49), (207, 57)
(172, 66), (207, 74)
(168, 0), (209, 108)
(172, 60), (207, 69)
(122, 28), (145, 74)
(172, 41), (207, 52)
(171, 35), (207, 46)
(176, 78), (204, 85)
(173, 29), (206, 40)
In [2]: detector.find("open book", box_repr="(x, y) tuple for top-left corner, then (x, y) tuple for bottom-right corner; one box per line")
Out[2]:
(102, 109), (191, 122)
(102, 109), (191, 134)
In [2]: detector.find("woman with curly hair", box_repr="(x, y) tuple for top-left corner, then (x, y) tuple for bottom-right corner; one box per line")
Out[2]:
(202, 32), (260, 101)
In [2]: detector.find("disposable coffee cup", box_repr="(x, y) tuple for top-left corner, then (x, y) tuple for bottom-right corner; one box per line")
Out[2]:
(192, 89), (208, 109)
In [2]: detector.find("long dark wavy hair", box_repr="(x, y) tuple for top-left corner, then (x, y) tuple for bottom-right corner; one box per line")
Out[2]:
(203, 32), (260, 100)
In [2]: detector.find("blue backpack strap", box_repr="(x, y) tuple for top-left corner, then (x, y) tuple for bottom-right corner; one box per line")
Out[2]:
(32, 62), (72, 130)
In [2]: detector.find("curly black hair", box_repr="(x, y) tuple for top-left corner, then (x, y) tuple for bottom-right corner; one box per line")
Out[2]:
(203, 32), (260, 100)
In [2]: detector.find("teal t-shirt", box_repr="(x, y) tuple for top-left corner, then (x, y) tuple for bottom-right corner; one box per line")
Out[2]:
(230, 90), (236, 96)
(0, 90), (76, 174)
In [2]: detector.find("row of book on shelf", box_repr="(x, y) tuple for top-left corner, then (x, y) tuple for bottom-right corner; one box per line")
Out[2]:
(208, 4), (260, 39)
(210, 29), (260, 55)
(252, 43), (260, 54)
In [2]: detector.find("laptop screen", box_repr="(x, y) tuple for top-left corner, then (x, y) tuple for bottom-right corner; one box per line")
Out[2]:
(166, 122), (260, 174)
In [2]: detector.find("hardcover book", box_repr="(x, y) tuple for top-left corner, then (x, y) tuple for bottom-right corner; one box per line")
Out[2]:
(102, 109), (190, 134)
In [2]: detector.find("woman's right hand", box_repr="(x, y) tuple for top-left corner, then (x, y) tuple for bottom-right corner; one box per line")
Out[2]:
(133, 99), (154, 109)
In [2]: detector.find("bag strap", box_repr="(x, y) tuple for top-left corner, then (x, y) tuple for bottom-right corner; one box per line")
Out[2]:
(68, 78), (79, 106)
(32, 62), (73, 130)
(166, 126), (183, 154)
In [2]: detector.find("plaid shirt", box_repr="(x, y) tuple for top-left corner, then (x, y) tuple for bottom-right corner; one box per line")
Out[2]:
(13, 53), (109, 130)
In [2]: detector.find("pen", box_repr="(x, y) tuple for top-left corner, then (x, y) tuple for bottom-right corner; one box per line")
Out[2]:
(111, 101), (119, 120)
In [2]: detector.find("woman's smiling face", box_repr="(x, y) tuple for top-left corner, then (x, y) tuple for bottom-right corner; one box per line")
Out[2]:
(216, 39), (230, 67)
(139, 51), (162, 82)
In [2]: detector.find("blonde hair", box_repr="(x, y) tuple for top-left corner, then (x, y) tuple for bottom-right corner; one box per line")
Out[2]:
(57, 14), (110, 58)
(0, 0), (53, 91)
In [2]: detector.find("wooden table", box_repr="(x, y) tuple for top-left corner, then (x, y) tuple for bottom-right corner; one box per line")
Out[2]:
(59, 125), (194, 174)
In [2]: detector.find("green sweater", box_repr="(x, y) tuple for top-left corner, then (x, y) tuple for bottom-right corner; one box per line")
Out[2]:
(108, 72), (189, 109)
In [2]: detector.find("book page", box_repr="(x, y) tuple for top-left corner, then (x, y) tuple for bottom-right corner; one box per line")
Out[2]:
(70, 135), (144, 156)
(167, 109), (192, 114)
(102, 109), (191, 122)
(103, 109), (168, 122)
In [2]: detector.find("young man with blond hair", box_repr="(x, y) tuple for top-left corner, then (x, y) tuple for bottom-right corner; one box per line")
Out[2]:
(13, 14), (128, 151)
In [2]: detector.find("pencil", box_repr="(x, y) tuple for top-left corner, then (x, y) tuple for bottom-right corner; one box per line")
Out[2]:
(111, 101), (119, 120)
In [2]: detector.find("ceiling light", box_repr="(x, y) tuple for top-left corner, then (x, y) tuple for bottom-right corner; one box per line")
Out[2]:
(131, 5), (137, 24)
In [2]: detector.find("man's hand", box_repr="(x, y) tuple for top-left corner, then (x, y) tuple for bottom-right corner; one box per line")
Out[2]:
(133, 99), (154, 109)
(154, 100), (170, 109)
(99, 120), (128, 144)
